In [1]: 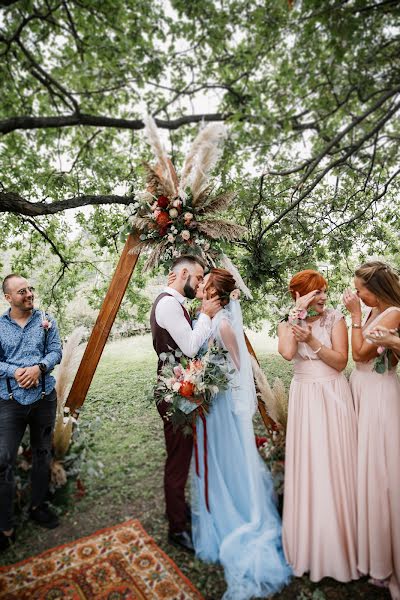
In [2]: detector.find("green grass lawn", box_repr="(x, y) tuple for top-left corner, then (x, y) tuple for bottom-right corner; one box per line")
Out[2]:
(0, 335), (389, 600)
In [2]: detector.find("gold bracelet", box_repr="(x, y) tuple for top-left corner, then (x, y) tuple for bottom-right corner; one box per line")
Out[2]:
(352, 323), (362, 329)
(314, 345), (323, 354)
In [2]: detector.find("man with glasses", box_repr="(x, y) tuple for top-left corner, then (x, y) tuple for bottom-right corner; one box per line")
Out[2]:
(0, 274), (62, 552)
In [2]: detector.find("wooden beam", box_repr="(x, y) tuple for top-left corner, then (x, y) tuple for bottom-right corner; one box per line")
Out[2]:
(65, 231), (141, 414)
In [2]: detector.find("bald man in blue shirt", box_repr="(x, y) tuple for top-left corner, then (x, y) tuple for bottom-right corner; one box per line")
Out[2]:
(0, 274), (62, 552)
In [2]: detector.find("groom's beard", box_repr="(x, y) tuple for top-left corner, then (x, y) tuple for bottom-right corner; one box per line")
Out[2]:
(183, 276), (196, 299)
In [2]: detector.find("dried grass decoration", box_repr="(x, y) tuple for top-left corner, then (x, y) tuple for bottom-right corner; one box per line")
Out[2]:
(51, 326), (86, 488)
(250, 356), (288, 496)
(127, 116), (246, 272)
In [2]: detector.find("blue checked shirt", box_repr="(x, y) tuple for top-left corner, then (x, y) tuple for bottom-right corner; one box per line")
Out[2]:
(0, 308), (62, 405)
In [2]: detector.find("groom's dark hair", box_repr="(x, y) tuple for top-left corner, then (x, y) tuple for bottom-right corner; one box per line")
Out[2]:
(171, 254), (206, 272)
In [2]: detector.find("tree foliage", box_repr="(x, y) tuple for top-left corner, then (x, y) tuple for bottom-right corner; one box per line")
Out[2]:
(1, 0), (400, 326)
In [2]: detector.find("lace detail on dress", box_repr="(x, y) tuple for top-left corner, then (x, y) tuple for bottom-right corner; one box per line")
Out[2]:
(318, 308), (343, 335)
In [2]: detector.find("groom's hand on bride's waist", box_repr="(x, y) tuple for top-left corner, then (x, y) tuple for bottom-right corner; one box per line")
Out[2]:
(201, 297), (222, 319)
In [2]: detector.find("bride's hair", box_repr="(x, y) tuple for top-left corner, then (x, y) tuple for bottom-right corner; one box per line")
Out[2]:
(289, 269), (327, 299)
(205, 268), (236, 307)
(355, 261), (400, 307)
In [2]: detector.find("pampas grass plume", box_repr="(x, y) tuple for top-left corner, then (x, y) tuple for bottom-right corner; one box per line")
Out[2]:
(55, 326), (86, 414)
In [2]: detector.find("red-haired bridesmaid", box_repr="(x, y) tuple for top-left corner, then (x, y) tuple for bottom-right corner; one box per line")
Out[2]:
(278, 270), (358, 582)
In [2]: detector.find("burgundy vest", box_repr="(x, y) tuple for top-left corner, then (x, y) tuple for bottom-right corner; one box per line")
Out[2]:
(150, 292), (192, 372)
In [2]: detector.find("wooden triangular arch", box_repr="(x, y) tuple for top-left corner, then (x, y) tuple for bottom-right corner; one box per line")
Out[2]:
(65, 229), (276, 431)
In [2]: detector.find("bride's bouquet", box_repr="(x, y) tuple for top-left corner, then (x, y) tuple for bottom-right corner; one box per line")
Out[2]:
(156, 343), (233, 434)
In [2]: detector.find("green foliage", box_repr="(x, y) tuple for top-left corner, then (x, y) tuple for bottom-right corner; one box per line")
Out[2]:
(1, 0), (400, 327)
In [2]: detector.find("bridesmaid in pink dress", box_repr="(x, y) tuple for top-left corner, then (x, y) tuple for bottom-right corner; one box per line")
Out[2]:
(278, 270), (358, 583)
(343, 261), (400, 600)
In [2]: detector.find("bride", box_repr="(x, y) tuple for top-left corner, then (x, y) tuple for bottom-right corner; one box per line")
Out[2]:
(190, 268), (291, 600)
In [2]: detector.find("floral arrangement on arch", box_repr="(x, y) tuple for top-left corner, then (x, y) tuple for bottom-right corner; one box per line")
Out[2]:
(127, 116), (246, 272)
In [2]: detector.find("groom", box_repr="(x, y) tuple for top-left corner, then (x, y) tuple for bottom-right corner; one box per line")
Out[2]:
(150, 255), (220, 552)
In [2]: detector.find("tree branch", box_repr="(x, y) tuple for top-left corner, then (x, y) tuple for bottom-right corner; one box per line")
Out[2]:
(0, 0), (22, 7)
(23, 217), (70, 267)
(0, 191), (135, 215)
(0, 112), (230, 135)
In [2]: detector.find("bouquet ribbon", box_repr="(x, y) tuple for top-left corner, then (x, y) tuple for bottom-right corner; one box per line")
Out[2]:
(192, 411), (210, 512)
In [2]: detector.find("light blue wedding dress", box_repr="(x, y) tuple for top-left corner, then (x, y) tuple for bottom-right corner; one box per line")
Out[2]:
(191, 301), (291, 600)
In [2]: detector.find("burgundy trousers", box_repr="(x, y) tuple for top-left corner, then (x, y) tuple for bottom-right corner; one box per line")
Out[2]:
(157, 398), (193, 533)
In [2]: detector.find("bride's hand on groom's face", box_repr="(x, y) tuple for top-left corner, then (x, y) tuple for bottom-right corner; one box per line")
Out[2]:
(167, 271), (176, 286)
(201, 296), (222, 318)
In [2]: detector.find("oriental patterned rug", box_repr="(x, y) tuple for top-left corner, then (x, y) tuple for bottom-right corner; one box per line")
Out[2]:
(0, 519), (204, 600)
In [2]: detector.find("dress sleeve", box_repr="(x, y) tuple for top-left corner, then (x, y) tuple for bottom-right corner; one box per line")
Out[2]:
(332, 308), (345, 329)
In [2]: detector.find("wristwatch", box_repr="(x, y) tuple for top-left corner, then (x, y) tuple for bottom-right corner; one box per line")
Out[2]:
(38, 363), (47, 374)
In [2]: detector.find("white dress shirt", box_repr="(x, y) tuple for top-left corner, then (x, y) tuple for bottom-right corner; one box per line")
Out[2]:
(155, 287), (211, 357)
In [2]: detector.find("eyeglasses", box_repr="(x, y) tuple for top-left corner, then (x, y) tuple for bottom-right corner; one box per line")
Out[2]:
(16, 287), (35, 296)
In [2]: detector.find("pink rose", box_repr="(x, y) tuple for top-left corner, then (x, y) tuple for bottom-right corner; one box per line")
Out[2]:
(181, 230), (190, 241)
(173, 365), (183, 378)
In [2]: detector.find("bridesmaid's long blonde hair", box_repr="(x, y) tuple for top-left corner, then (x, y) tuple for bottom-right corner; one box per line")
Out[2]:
(355, 261), (400, 308)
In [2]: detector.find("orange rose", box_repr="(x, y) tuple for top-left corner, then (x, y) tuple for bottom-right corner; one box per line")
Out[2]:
(156, 211), (170, 227)
(179, 381), (195, 397)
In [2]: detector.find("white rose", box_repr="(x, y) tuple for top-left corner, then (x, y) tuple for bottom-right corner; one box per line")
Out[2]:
(167, 234), (175, 243)
(181, 230), (191, 241)
(169, 208), (179, 218)
(184, 212), (193, 222)
(165, 394), (173, 403)
(172, 199), (182, 209)
(172, 382), (181, 392)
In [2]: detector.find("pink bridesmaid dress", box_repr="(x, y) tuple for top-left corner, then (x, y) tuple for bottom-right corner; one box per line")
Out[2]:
(283, 308), (359, 582)
(350, 306), (400, 585)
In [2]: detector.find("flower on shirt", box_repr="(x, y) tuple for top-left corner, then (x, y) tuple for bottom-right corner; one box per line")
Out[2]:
(41, 311), (52, 330)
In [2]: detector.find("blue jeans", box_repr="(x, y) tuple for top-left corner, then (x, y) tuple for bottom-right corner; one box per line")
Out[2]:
(0, 390), (57, 531)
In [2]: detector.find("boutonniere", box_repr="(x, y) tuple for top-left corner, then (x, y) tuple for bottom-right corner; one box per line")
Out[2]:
(41, 310), (52, 330)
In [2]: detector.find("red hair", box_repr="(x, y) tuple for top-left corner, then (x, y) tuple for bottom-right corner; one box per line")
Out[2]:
(289, 270), (327, 299)
(205, 268), (236, 307)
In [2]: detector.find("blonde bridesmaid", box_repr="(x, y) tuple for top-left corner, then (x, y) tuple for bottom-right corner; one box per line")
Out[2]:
(343, 261), (400, 600)
(278, 269), (358, 582)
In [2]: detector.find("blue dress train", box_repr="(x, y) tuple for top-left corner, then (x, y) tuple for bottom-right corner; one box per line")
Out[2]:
(191, 306), (291, 600)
